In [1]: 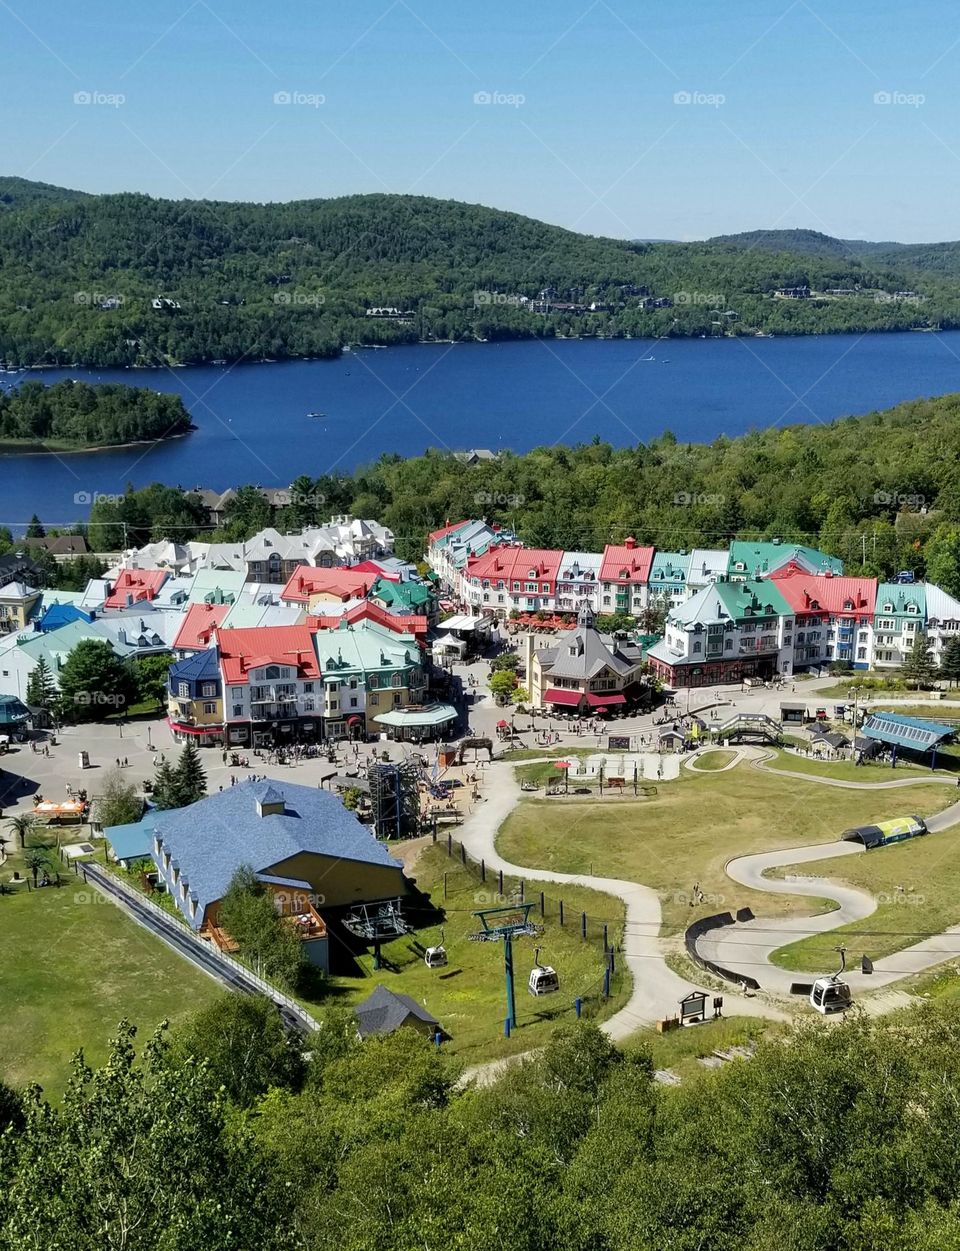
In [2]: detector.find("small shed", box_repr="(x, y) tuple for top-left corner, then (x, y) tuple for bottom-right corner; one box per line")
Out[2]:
(658, 728), (686, 752)
(780, 701), (807, 724)
(354, 984), (440, 1039)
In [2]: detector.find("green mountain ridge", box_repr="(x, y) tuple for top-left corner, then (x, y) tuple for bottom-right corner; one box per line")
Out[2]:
(1, 178), (959, 366)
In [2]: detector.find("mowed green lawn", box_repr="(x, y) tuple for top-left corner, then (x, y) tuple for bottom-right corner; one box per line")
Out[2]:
(770, 749), (958, 784)
(0, 854), (219, 1096)
(497, 766), (952, 936)
(326, 843), (628, 1064)
(689, 749), (737, 771)
(772, 824), (960, 972)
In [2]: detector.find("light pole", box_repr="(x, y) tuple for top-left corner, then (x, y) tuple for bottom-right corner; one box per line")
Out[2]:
(849, 685), (862, 761)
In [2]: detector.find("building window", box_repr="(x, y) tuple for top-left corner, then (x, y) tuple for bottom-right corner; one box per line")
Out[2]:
(350, 697), (358, 708)
(393, 692), (401, 705)
(233, 704), (243, 717)
(370, 695), (379, 706)
(368, 674), (378, 689)
(304, 682), (314, 693)
(203, 702), (216, 714)
(201, 683), (216, 697)
(392, 673), (402, 687)
(178, 682), (189, 698)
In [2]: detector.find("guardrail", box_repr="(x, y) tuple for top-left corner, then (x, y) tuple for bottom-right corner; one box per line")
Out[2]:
(81, 863), (320, 1033)
(684, 909), (761, 991)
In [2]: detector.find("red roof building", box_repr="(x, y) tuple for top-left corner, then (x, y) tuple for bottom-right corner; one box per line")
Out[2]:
(172, 602), (231, 653)
(216, 625), (322, 686)
(103, 569), (169, 610)
(280, 566), (377, 605)
(774, 573), (877, 619)
(428, 520), (470, 545)
(599, 538), (654, 586)
(308, 600), (428, 643)
(349, 559), (402, 582)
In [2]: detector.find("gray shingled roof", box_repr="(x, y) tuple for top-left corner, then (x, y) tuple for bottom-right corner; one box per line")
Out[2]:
(354, 984), (439, 1038)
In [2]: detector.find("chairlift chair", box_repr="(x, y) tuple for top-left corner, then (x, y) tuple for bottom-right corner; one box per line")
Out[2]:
(528, 945), (560, 996)
(424, 928), (448, 970)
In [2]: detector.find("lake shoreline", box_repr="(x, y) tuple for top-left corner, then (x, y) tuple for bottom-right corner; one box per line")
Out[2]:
(0, 426), (195, 457)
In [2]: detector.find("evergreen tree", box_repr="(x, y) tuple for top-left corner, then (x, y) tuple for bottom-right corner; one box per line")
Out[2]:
(25, 513), (44, 538)
(24, 656), (57, 714)
(173, 739), (207, 806)
(151, 758), (178, 810)
(902, 630), (936, 689)
(940, 635), (960, 687)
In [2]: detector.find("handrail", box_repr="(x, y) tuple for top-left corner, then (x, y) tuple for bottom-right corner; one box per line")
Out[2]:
(83, 863), (319, 1032)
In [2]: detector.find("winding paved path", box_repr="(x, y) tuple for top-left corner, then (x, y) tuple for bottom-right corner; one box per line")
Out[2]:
(694, 750), (960, 994)
(460, 762), (784, 1037)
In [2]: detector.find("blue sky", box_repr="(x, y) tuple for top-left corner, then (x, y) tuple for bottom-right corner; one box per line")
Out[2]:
(4, 0), (959, 240)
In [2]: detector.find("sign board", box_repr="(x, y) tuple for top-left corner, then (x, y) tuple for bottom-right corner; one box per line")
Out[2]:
(608, 735), (631, 750)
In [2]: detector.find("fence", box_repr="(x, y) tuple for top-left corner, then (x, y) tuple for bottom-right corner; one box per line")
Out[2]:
(436, 828), (625, 960)
(78, 861), (320, 1032)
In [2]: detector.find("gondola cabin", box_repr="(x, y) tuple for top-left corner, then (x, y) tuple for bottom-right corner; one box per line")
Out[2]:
(528, 965), (560, 996)
(424, 945), (448, 969)
(810, 976), (852, 1014)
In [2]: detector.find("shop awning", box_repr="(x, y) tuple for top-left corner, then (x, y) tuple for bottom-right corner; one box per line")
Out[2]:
(167, 719), (222, 736)
(346, 714), (364, 725)
(586, 692), (626, 707)
(544, 689), (583, 706)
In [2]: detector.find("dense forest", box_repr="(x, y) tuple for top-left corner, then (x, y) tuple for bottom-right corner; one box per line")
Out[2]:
(0, 180), (959, 367)
(83, 391), (960, 596)
(4, 1001), (960, 1249)
(0, 379), (192, 449)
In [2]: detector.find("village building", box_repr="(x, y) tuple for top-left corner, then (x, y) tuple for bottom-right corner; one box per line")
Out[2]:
(525, 604), (647, 713)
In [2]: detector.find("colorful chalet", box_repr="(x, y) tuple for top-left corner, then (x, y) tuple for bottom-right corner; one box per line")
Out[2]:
(312, 617), (426, 740)
(218, 624), (323, 747)
(598, 539), (655, 616)
(647, 551), (692, 607)
(462, 545), (562, 617)
(555, 551), (603, 614)
(872, 582), (926, 669)
(775, 573), (876, 670)
(143, 779), (406, 965)
(646, 579), (793, 687)
(171, 601), (231, 655)
(525, 604), (649, 713)
(279, 566), (378, 608)
(167, 648), (223, 743)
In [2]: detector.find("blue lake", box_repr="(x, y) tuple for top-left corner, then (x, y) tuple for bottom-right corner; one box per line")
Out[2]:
(2, 331), (960, 529)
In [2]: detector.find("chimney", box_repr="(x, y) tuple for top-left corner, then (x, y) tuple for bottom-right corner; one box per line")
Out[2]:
(624, 536), (637, 550)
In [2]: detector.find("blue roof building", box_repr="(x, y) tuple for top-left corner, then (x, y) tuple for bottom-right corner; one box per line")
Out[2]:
(144, 778), (405, 931)
(861, 711), (955, 765)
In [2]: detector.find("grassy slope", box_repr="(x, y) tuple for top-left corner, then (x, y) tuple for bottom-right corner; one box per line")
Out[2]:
(0, 838), (219, 1096)
(497, 767), (951, 936)
(771, 823), (960, 972)
(321, 843), (627, 1064)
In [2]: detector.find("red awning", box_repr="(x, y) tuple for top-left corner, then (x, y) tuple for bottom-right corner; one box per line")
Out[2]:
(544, 689), (583, 706)
(586, 692), (626, 707)
(167, 719), (222, 736)
(346, 715), (364, 725)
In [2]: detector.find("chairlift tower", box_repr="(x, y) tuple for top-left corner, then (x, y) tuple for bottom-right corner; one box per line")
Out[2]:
(470, 903), (542, 1031)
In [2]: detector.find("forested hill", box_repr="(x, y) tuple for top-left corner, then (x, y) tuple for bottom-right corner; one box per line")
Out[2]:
(2, 179), (960, 367)
(0, 380), (193, 451)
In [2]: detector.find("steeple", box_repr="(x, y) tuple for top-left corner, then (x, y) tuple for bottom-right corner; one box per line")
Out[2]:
(576, 600), (595, 630)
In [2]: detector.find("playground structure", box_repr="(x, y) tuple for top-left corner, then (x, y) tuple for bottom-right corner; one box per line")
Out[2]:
(457, 737), (494, 764)
(714, 713), (783, 746)
(368, 759), (422, 840)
